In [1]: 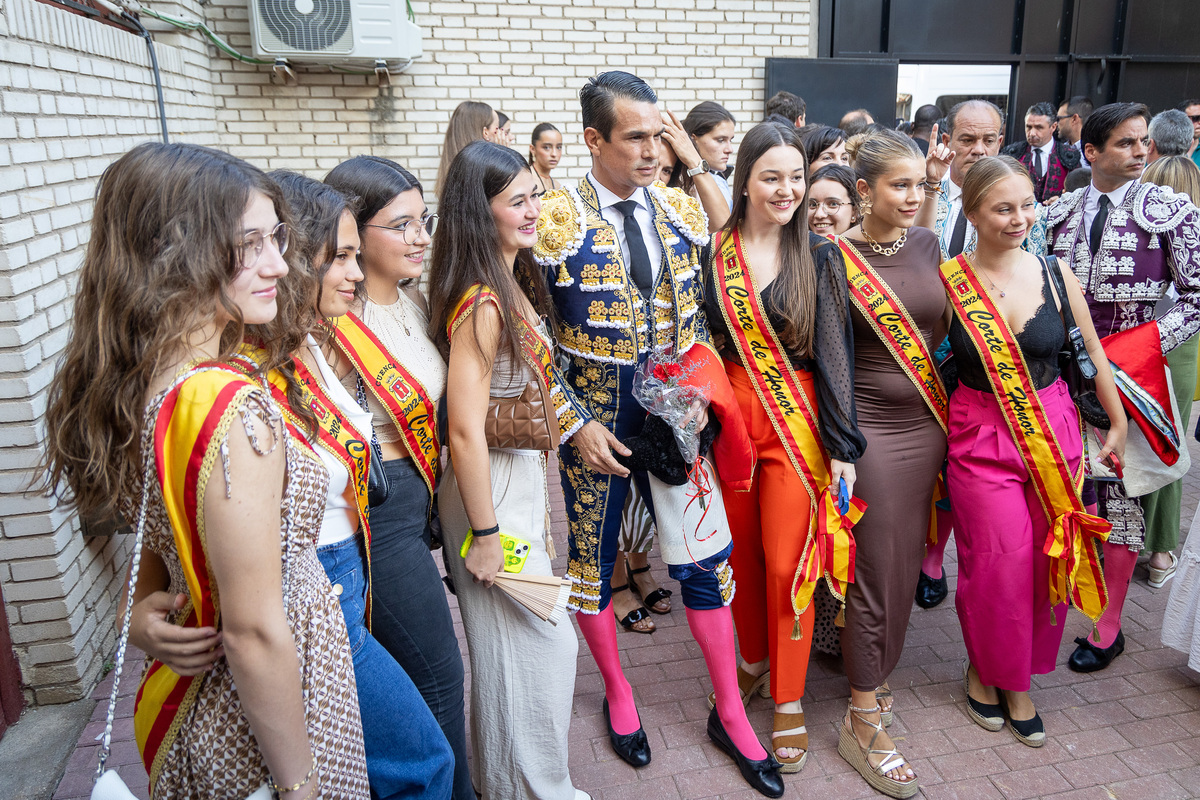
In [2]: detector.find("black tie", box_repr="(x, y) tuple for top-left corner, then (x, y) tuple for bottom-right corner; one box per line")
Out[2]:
(948, 208), (969, 257)
(614, 199), (653, 297)
(1090, 195), (1111, 254)
(1034, 147), (1045, 178)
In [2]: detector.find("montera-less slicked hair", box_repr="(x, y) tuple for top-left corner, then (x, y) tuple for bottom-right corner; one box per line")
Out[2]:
(580, 71), (657, 141)
(1082, 102), (1151, 151)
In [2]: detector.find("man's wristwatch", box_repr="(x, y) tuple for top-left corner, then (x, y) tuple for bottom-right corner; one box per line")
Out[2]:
(686, 160), (710, 178)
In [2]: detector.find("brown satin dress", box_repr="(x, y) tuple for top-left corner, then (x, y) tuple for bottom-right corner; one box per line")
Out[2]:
(840, 226), (949, 692)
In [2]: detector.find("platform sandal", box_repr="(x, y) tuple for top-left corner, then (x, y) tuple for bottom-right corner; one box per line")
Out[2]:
(876, 682), (894, 728)
(708, 663), (771, 710)
(771, 709), (808, 773)
(838, 702), (919, 799)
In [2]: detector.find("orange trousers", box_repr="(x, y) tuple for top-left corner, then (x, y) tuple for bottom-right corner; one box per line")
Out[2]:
(722, 363), (817, 703)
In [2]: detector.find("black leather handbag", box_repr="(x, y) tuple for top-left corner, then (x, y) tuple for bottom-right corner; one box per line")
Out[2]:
(1042, 256), (1111, 429)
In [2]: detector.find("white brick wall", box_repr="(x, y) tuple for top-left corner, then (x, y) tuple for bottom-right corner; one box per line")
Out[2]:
(0, 0), (816, 703)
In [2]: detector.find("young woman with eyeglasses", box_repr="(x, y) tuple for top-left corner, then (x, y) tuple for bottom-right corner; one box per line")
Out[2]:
(126, 170), (458, 800)
(43, 142), (370, 798)
(323, 156), (476, 800)
(807, 164), (859, 237)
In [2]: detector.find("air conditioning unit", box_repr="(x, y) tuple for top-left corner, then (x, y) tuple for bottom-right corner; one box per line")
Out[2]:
(248, 0), (422, 66)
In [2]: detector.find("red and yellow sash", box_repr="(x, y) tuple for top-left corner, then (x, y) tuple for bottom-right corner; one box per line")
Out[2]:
(324, 311), (440, 497)
(447, 285), (558, 449)
(834, 236), (948, 431)
(134, 365), (263, 787)
(833, 235), (949, 545)
(229, 346), (378, 625)
(941, 256), (1110, 623)
(713, 230), (865, 635)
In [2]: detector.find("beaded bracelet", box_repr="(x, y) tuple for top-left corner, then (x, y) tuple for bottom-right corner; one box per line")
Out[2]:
(271, 757), (317, 794)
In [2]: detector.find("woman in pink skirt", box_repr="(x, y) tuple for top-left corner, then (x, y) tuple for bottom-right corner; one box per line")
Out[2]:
(942, 156), (1126, 747)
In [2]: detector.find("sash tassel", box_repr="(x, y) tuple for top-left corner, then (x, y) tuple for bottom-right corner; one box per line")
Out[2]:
(790, 488), (866, 638)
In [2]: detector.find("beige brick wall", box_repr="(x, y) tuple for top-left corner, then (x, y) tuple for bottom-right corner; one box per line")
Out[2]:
(0, 0), (815, 703)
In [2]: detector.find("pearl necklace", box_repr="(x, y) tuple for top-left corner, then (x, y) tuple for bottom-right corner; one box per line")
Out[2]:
(861, 226), (908, 257)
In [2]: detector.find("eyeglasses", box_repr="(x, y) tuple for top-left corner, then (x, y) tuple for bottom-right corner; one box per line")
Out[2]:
(1188, 114), (1200, 124)
(364, 214), (439, 244)
(239, 222), (289, 267)
(1055, 114), (1074, 122)
(807, 199), (850, 213)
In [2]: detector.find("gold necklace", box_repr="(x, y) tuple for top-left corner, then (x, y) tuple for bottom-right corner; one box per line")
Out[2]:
(861, 225), (908, 257)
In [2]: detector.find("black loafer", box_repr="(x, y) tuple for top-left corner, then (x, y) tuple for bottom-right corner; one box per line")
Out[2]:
(1067, 630), (1124, 673)
(915, 570), (948, 609)
(603, 699), (651, 767)
(706, 707), (784, 798)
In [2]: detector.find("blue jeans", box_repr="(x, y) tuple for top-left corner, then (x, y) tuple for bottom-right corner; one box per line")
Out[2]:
(368, 458), (473, 800)
(318, 535), (454, 800)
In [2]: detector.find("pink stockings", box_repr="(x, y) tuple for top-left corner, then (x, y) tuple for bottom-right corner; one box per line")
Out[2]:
(574, 608), (639, 734)
(1094, 542), (1138, 648)
(575, 603), (764, 757)
(686, 607), (766, 759)
(921, 506), (953, 578)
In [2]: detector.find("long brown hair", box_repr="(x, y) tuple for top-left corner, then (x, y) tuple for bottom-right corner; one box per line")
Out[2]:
(41, 143), (300, 516)
(723, 121), (819, 358)
(427, 140), (552, 366)
(436, 100), (496, 197)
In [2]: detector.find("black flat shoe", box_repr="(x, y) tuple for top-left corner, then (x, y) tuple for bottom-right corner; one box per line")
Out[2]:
(915, 570), (948, 609)
(997, 693), (1046, 748)
(603, 699), (651, 767)
(962, 662), (1004, 732)
(1067, 630), (1124, 673)
(706, 707), (784, 798)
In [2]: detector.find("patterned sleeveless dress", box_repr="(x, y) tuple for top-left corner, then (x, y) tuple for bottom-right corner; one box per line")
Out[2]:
(125, 368), (369, 799)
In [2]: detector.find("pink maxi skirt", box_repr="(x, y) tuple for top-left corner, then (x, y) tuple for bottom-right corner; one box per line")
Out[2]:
(947, 378), (1082, 692)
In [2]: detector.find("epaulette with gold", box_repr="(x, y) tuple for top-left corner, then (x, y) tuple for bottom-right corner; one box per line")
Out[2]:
(647, 181), (709, 247)
(533, 187), (586, 269)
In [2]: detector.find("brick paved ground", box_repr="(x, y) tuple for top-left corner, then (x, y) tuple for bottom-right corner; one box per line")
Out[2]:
(54, 440), (1200, 800)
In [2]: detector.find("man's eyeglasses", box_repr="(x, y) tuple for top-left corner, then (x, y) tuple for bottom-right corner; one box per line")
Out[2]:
(364, 214), (439, 244)
(807, 199), (850, 213)
(1188, 114), (1200, 124)
(1055, 115), (1074, 122)
(239, 222), (289, 267)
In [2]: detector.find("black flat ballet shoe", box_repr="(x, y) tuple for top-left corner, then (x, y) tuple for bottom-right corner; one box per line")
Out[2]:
(603, 699), (651, 767)
(997, 693), (1046, 748)
(915, 570), (948, 609)
(962, 662), (1004, 732)
(706, 707), (784, 798)
(1067, 630), (1124, 673)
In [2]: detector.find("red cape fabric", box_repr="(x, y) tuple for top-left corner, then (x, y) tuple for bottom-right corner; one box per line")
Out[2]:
(1100, 320), (1179, 465)
(680, 344), (757, 490)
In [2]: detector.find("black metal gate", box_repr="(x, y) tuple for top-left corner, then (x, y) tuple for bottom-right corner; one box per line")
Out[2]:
(768, 0), (1200, 140)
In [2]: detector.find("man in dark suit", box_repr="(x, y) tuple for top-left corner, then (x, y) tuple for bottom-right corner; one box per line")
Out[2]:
(1002, 101), (1081, 203)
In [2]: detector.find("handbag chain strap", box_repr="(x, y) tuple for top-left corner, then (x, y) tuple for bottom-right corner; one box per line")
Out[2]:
(356, 373), (387, 472)
(96, 444), (156, 780)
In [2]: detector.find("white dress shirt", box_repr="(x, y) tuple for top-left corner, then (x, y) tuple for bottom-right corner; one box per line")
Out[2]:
(1082, 179), (1135, 240)
(587, 172), (663, 280)
(941, 175), (976, 251)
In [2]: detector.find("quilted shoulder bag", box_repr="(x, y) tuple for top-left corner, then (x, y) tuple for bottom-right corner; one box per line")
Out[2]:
(484, 366), (560, 451)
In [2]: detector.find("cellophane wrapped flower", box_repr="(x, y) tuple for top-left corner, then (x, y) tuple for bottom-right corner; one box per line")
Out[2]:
(631, 351), (710, 463)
